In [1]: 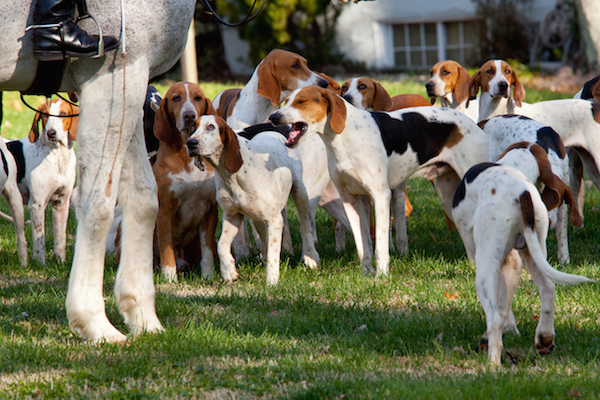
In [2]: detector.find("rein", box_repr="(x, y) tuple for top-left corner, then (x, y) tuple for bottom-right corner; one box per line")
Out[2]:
(19, 93), (80, 117)
(198, 0), (267, 27)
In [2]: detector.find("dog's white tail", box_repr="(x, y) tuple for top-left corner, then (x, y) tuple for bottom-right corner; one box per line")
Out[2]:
(519, 191), (594, 285)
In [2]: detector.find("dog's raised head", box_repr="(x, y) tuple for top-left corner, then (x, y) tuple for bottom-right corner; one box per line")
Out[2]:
(186, 115), (242, 174)
(154, 82), (217, 148)
(426, 60), (472, 105)
(29, 98), (78, 145)
(269, 85), (347, 147)
(257, 49), (330, 107)
(340, 77), (392, 111)
(499, 141), (583, 226)
(469, 60), (526, 107)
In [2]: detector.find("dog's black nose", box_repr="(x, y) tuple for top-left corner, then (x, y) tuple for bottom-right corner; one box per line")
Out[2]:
(343, 94), (353, 104)
(183, 111), (196, 126)
(425, 81), (434, 91)
(318, 78), (329, 89)
(269, 112), (281, 125)
(186, 138), (198, 149)
(498, 81), (508, 93)
(46, 129), (56, 139)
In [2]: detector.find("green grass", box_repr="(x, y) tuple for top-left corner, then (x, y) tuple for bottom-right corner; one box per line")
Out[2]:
(0, 80), (598, 399)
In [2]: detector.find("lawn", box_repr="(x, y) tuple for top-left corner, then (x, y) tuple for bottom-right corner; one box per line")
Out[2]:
(1, 78), (599, 399)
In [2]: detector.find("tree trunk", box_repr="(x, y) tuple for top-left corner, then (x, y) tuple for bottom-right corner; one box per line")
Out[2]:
(576, 0), (600, 69)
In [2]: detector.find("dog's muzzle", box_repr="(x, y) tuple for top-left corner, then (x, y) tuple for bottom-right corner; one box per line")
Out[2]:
(186, 138), (205, 171)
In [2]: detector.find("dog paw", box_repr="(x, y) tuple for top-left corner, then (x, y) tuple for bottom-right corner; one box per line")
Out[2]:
(161, 266), (178, 283)
(303, 254), (319, 269)
(536, 335), (555, 355)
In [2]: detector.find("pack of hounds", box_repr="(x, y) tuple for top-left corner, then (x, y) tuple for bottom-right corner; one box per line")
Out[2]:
(2, 49), (599, 365)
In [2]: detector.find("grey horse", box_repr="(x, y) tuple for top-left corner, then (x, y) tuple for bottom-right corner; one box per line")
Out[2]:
(0, 0), (195, 342)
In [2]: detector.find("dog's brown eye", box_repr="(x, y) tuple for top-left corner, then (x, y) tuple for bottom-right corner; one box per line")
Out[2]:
(429, 70), (433, 76)
(441, 70), (449, 75)
(486, 69), (494, 74)
(341, 86), (348, 93)
(505, 69), (511, 75)
(207, 124), (215, 130)
(172, 95), (181, 102)
(60, 111), (67, 116)
(292, 63), (300, 69)
(358, 84), (367, 90)
(194, 96), (202, 101)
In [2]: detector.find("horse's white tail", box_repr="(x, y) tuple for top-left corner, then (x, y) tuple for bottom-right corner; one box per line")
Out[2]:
(519, 191), (594, 285)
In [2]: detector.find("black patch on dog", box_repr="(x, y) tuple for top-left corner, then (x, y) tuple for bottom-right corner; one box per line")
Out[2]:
(536, 127), (566, 159)
(144, 86), (161, 157)
(237, 123), (291, 140)
(581, 75), (600, 100)
(370, 111), (461, 164)
(6, 140), (25, 183)
(0, 149), (7, 177)
(519, 191), (535, 229)
(452, 163), (499, 208)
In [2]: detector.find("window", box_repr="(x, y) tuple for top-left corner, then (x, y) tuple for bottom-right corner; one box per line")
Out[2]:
(392, 20), (481, 70)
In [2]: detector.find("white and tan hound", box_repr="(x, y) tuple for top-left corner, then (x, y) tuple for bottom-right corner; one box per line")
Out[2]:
(426, 60), (479, 121)
(186, 115), (319, 286)
(574, 74), (600, 104)
(480, 115), (574, 264)
(213, 49), (329, 130)
(452, 142), (591, 365)
(469, 59), (600, 220)
(270, 86), (489, 276)
(151, 82), (219, 282)
(6, 98), (77, 264)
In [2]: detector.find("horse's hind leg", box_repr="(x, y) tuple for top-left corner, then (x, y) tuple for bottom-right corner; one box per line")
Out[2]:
(114, 114), (163, 336)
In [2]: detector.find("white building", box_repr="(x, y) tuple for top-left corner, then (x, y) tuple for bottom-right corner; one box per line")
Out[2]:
(221, 0), (558, 75)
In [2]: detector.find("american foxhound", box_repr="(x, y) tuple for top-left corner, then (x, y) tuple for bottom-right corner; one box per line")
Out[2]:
(574, 75), (600, 104)
(426, 60), (479, 121)
(479, 115), (574, 264)
(7, 98), (77, 264)
(270, 86), (489, 275)
(469, 59), (600, 221)
(186, 115), (319, 285)
(151, 82), (219, 282)
(452, 142), (591, 365)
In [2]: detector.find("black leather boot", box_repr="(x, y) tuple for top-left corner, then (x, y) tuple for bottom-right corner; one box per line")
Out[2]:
(30, 0), (119, 61)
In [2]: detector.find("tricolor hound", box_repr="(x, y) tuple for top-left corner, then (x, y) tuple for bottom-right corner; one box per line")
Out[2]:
(426, 60), (479, 122)
(469, 59), (600, 220)
(574, 74), (600, 104)
(270, 86), (489, 275)
(452, 142), (591, 365)
(151, 82), (219, 282)
(186, 115), (319, 285)
(7, 98), (77, 264)
(479, 115), (574, 264)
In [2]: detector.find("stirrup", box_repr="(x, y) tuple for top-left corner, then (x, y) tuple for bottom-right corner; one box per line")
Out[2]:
(75, 12), (104, 58)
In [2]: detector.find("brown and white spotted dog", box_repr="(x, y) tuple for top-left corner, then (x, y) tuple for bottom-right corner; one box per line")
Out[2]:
(6, 98), (77, 264)
(452, 142), (591, 365)
(269, 86), (489, 276)
(574, 74), (600, 104)
(469, 59), (600, 222)
(212, 49), (329, 130)
(426, 60), (479, 121)
(151, 82), (219, 282)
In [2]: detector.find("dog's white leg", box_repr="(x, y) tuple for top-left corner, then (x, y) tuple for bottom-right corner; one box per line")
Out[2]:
(555, 203), (570, 264)
(66, 71), (146, 343)
(391, 183), (408, 255)
(372, 189), (391, 276)
(291, 182), (319, 269)
(29, 197), (47, 264)
(341, 191), (373, 275)
(265, 214), (284, 285)
(114, 115), (164, 337)
(218, 213), (244, 282)
(520, 252), (556, 355)
(497, 250), (523, 336)
(199, 205), (218, 280)
(2, 179), (27, 266)
(51, 195), (71, 263)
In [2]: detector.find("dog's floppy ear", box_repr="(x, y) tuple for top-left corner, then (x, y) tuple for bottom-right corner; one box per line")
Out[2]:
(320, 87), (346, 134)
(154, 97), (176, 144)
(219, 117), (243, 174)
(372, 81), (393, 111)
(467, 70), (482, 108)
(318, 72), (341, 94)
(512, 70), (526, 107)
(68, 104), (79, 141)
(29, 110), (42, 143)
(455, 65), (472, 104)
(257, 59), (282, 107)
(529, 143), (561, 210)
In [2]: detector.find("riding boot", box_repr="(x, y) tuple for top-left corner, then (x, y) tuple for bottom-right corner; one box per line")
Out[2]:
(31, 0), (119, 61)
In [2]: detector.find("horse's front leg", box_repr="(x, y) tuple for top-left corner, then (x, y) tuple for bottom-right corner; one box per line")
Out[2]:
(113, 114), (163, 336)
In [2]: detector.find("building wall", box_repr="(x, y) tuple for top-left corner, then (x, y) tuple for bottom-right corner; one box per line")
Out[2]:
(335, 0), (557, 69)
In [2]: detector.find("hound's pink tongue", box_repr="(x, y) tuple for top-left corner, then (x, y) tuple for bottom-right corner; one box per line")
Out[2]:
(286, 128), (302, 146)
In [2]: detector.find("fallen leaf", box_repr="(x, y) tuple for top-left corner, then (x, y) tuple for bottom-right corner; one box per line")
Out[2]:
(444, 291), (460, 300)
